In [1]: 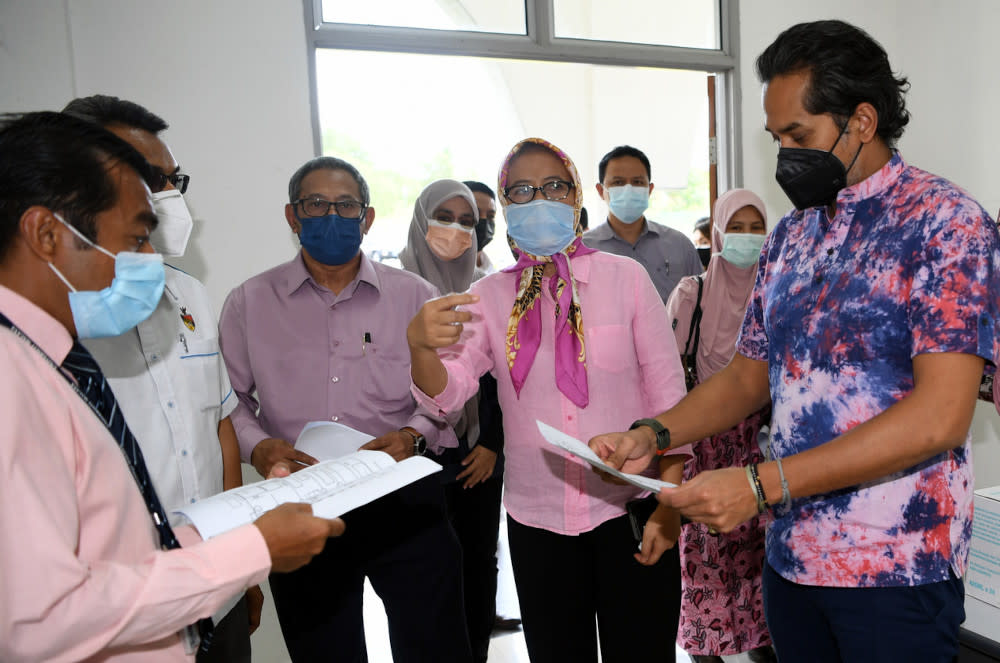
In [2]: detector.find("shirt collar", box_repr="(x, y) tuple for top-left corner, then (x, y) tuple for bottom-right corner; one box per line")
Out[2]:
(593, 218), (655, 240)
(0, 284), (74, 364)
(283, 250), (383, 297)
(837, 151), (905, 205)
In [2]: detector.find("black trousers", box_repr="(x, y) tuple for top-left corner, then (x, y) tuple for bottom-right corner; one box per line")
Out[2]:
(438, 461), (503, 663)
(268, 475), (472, 663)
(196, 596), (250, 663)
(507, 513), (681, 663)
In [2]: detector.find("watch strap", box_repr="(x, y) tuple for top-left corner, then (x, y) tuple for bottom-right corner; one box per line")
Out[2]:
(400, 428), (427, 456)
(629, 418), (671, 453)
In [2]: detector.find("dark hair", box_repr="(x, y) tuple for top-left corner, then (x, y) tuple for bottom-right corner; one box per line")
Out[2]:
(755, 19), (910, 146)
(288, 156), (370, 206)
(463, 180), (495, 199)
(598, 145), (651, 183)
(694, 216), (711, 234)
(0, 111), (155, 259)
(579, 206), (589, 232)
(63, 94), (169, 134)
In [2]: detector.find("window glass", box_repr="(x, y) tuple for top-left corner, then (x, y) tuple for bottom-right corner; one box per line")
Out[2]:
(316, 49), (710, 267)
(321, 0), (527, 35)
(553, 0), (720, 49)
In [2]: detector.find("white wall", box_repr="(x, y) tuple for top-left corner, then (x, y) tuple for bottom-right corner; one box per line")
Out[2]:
(1, 0), (314, 316)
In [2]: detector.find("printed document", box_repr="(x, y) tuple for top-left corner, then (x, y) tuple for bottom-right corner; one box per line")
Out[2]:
(176, 448), (440, 539)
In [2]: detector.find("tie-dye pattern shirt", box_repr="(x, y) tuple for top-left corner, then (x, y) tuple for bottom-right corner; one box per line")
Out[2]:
(737, 152), (1000, 588)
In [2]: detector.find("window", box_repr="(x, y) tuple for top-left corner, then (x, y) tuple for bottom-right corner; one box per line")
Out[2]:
(320, 0), (527, 34)
(552, 0), (720, 49)
(304, 0), (739, 266)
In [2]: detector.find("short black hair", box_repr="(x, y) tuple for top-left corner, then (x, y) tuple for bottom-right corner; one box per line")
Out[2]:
(62, 94), (169, 134)
(579, 206), (589, 232)
(694, 216), (711, 234)
(288, 156), (370, 206)
(755, 19), (910, 146)
(0, 111), (155, 260)
(598, 145), (651, 183)
(463, 180), (495, 199)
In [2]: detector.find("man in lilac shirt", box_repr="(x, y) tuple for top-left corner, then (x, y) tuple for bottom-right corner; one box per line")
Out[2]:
(219, 156), (471, 662)
(0, 112), (341, 662)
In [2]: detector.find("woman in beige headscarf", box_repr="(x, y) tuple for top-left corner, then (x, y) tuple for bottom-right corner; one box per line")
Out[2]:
(400, 179), (503, 663)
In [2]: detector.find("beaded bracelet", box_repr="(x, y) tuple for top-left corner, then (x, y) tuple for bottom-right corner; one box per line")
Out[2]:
(747, 463), (770, 513)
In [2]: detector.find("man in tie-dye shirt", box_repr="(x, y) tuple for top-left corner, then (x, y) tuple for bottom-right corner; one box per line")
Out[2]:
(591, 20), (1000, 663)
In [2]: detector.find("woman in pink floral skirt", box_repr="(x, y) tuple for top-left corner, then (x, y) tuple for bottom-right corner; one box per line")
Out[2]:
(666, 189), (776, 663)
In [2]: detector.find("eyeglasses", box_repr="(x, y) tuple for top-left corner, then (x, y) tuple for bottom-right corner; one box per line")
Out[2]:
(504, 180), (574, 204)
(151, 171), (190, 194)
(294, 197), (367, 219)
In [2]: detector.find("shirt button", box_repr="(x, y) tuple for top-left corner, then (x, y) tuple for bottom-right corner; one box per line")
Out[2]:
(826, 248), (834, 256)
(168, 401), (175, 408)
(190, 498), (196, 503)
(181, 449), (188, 456)
(331, 376), (340, 383)
(331, 415), (339, 422)
(150, 354), (158, 361)
(333, 340), (340, 347)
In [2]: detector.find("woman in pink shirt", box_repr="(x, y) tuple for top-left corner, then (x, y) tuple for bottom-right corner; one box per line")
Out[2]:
(408, 138), (689, 663)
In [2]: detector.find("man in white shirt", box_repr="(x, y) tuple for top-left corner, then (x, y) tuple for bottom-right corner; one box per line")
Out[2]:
(63, 95), (255, 662)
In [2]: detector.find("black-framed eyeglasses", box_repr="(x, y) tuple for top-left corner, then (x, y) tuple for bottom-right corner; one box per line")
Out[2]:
(504, 180), (574, 204)
(294, 197), (367, 219)
(151, 171), (190, 194)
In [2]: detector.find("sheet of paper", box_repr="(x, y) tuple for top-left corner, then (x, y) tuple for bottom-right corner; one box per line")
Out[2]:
(175, 450), (440, 539)
(536, 420), (676, 493)
(295, 420), (375, 461)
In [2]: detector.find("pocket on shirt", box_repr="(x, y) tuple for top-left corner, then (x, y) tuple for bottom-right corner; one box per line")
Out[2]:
(362, 353), (414, 417)
(587, 324), (634, 373)
(180, 337), (226, 412)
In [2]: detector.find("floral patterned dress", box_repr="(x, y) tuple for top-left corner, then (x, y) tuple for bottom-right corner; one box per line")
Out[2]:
(676, 409), (772, 655)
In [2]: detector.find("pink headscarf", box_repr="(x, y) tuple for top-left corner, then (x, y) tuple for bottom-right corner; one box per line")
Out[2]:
(666, 189), (768, 381)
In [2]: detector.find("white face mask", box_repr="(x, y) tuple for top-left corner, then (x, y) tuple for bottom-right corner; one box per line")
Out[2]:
(150, 189), (194, 257)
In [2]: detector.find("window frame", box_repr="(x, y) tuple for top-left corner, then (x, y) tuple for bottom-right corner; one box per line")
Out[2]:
(301, 0), (743, 190)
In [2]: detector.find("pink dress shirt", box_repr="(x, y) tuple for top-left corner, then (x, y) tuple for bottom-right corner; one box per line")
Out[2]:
(0, 285), (271, 663)
(219, 252), (456, 459)
(413, 251), (690, 535)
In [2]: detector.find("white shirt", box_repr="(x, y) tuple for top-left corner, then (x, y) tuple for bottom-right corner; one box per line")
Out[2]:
(84, 265), (236, 525)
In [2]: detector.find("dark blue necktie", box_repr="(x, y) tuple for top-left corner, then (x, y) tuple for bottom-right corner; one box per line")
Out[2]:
(61, 340), (215, 651)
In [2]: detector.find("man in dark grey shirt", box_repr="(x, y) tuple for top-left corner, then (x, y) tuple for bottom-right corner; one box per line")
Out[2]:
(582, 145), (703, 303)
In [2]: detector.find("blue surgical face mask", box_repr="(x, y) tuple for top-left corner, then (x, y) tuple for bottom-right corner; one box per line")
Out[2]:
(718, 232), (766, 269)
(48, 214), (165, 339)
(606, 184), (649, 224)
(298, 213), (363, 266)
(504, 199), (577, 256)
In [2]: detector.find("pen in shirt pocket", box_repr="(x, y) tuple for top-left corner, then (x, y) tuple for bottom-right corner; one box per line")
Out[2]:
(362, 331), (372, 355)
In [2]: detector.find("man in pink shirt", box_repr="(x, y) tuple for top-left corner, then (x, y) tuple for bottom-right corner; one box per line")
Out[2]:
(0, 111), (342, 662)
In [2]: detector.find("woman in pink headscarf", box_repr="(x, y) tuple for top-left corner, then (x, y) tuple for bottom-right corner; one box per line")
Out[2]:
(408, 138), (691, 663)
(666, 189), (777, 663)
